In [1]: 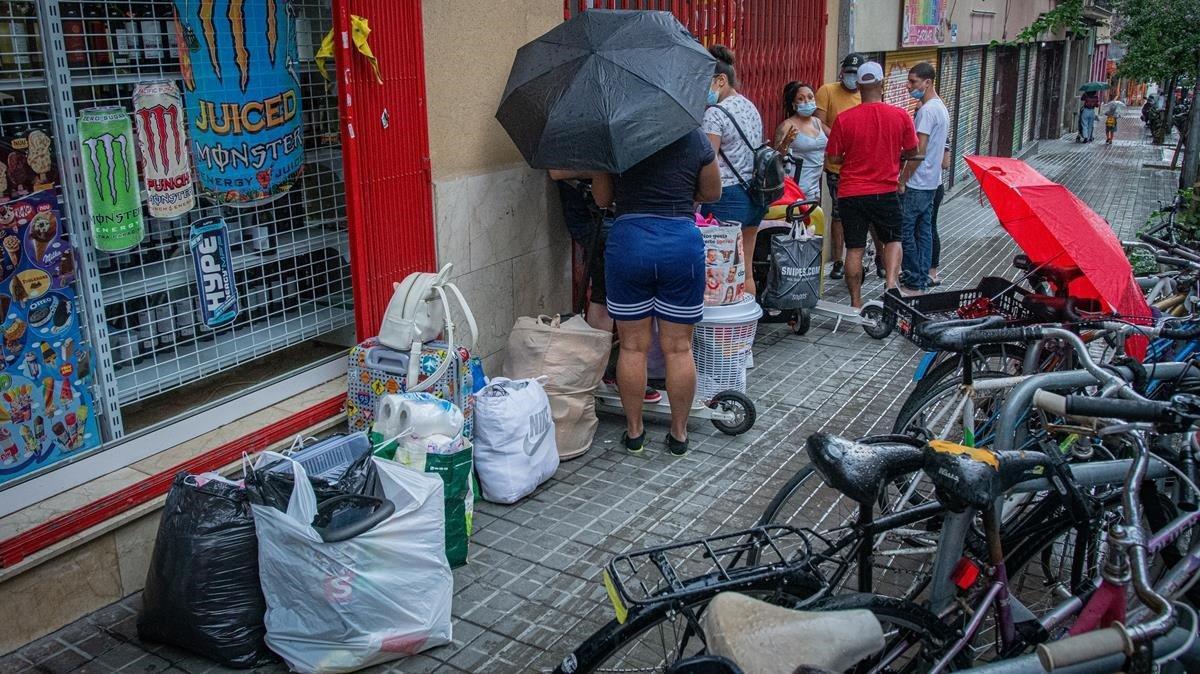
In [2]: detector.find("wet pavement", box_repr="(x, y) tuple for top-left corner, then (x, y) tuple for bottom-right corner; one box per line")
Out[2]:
(0, 114), (1181, 673)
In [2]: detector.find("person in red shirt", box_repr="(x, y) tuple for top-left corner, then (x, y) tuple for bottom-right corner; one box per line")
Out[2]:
(825, 61), (919, 308)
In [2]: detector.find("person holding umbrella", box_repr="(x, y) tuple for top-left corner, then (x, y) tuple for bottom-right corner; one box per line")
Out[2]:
(1079, 87), (1102, 142)
(496, 10), (723, 457)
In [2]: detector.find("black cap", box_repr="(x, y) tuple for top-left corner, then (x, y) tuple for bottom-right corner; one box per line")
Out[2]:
(841, 53), (866, 71)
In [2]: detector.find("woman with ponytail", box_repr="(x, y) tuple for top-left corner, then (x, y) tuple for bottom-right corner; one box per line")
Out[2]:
(699, 45), (768, 296)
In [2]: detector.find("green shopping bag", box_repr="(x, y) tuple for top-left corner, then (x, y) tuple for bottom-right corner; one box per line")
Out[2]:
(373, 432), (474, 567)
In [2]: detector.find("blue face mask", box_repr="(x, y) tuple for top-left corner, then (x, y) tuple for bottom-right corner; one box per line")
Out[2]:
(795, 102), (817, 116)
(910, 87), (926, 101)
(842, 74), (858, 90)
(707, 89), (719, 106)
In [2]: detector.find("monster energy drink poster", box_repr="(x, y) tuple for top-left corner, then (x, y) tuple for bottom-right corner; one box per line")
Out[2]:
(188, 216), (239, 328)
(78, 107), (144, 252)
(174, 0), (305, 206)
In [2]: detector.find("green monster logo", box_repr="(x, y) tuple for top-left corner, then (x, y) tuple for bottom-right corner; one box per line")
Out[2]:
(82, 134), (132, 205)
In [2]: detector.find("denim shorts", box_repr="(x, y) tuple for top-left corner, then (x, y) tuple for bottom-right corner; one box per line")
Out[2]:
(699, 184), (768, 230)
(605, 214), (705, 324)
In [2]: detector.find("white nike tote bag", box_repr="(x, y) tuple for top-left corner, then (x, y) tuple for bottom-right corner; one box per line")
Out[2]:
(473, 377), (559, 504)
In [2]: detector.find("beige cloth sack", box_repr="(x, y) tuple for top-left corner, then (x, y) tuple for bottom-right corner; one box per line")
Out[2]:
(502, 315), (611, 459)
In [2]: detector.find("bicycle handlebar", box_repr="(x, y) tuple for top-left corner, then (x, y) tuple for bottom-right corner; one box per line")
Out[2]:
(1155, 254), (1200, 271)
(1034, 390), (1174, 422)
(1035, 626), (1133, 671)
(915, 316), (1044, 351)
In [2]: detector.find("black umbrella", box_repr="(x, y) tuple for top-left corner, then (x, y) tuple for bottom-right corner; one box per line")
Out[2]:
(496, 10), (715, 173)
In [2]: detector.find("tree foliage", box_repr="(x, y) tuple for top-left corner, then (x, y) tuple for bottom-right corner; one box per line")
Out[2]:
(1014, 0), (1085, 43)
(1113, 0), (1200, 82)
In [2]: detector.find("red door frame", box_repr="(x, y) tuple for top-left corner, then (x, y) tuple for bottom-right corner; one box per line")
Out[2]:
(335, 0), (438, 338)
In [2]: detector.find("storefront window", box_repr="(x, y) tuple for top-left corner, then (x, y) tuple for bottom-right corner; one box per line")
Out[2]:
(0, 0), (351, 488)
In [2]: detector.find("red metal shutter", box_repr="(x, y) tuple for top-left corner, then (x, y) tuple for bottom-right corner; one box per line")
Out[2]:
(563, 0), (826, 141)
(334, 0), (437, 339)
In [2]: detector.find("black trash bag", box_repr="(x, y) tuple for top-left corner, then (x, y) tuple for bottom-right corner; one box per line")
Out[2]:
(138, 473), (274, 668)
(248, 440), (382, 512)
(763, 233), (823, 310)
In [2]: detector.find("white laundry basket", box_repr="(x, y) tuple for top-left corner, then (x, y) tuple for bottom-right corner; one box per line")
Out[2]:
(692, 297), (762, 402)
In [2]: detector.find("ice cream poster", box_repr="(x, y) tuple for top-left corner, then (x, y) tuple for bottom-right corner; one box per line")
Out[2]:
(0, 128), (58, 203)
(173, 0), (305, 206)
(0, 190), (101, 485)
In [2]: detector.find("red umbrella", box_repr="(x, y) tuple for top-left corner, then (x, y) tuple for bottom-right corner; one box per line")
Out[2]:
(964, 155), (1150, 358)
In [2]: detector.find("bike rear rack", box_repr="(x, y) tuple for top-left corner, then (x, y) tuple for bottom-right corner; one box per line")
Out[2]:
(604, 525), (820, 609)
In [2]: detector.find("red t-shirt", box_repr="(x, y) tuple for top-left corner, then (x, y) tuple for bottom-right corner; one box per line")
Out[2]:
(825, 102), (919, 198)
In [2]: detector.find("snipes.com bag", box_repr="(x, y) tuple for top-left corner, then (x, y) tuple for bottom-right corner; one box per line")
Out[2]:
(763, 232), (822, 310)
(474, 377), (559, 503)
(252, 453), (452, 674)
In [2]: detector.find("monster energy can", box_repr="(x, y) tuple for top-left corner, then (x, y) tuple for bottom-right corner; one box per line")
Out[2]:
(132, 81), (195, 219)
(78, 106), (144, 252)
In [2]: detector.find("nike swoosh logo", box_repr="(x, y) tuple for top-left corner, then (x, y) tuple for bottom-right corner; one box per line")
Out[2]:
(522, 427), (549, 456)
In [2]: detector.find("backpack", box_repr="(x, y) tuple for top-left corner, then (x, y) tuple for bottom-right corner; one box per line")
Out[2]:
(378, 263), (478, 391)
(713, 104), (787, 207)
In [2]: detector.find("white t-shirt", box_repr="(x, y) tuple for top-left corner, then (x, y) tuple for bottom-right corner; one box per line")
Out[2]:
(907, 98), (949, 191)
(703, 94), (762, 187)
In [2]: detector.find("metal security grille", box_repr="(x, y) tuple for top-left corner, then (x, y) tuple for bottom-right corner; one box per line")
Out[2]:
(1025, 46), (1039, 146)
(954, 47), (983, 184)
(938, 48), (959, 188)
(563, 0), (827, 136)
(978, 47), (995, 157)
(1013, 46), (1029, 154)
(17, 0), (351, 439)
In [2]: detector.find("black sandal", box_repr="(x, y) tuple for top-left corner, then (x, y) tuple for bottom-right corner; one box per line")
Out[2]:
(665, 433), (688, 457)
(622, 431), (645, 455)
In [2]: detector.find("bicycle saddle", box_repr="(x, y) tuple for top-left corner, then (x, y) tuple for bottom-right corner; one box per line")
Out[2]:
(923, 440), (1052, 512)
(806, 433), (925, 504)
(701, 592), (884, 674)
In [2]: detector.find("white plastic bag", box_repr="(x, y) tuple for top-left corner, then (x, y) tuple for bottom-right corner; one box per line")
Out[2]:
(473, 377), (559, 504)
(251, 452), (453, 673)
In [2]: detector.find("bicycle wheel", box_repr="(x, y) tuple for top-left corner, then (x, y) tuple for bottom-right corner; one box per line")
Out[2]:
(802, 592), (967, 673)
(902, 344), (1028, 419)
(891, 373), (1015, 448)
(750, 462), (945, 600)
(552, 581), (814, 674)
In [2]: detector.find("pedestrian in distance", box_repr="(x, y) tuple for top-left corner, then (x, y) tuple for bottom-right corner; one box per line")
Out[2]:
(700, 45), (768, 297)
(1079, 89), (1100, 142)
(774, 81), (828, 203)
(588, 127), (723, 458)
(1104, 98), (1123, 145)
(824, 61), (918, 309)
(898, 61), (949, 294)
(814, 53), (862, 281)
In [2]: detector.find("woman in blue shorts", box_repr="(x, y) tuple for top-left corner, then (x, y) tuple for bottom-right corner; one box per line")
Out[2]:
(590, 128), (722, 456)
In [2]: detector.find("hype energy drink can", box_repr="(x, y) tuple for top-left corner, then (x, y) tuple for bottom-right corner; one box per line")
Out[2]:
(133, 81), (195, 219)
(188, 216), (239, 328)
(78, 107), (144, 252)
(174, 0), (305, 207)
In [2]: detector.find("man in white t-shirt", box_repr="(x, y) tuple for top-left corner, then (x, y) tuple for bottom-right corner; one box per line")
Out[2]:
(898, 61), (949, 293)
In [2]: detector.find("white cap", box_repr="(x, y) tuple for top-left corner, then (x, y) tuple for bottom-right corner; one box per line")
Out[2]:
(858, 61), (883, 84)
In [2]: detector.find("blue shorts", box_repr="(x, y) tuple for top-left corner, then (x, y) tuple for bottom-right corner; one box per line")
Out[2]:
(699, 184), (768, 230)
(605, 214), (705, 324)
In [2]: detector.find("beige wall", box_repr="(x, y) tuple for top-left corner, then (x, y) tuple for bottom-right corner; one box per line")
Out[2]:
(422, 0), (571, 368)
(422, 0), (562, 181)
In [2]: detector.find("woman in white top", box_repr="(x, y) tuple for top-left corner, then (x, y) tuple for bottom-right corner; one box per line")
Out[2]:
(774, 81), (828, 202)
(700, 45), (767, 296)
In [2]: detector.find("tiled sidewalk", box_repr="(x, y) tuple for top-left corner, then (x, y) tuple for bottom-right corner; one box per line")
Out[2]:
(1, 115), (1181, 674)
